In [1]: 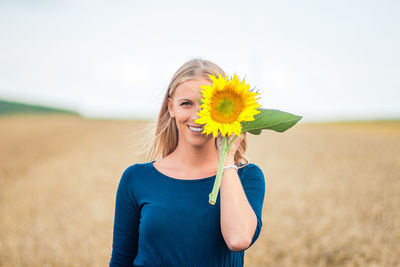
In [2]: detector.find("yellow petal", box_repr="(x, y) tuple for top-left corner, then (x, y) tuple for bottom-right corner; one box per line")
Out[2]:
(195, 73), (260, 137)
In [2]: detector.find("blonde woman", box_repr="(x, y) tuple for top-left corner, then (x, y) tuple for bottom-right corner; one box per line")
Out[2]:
(109, 59), (265, 266)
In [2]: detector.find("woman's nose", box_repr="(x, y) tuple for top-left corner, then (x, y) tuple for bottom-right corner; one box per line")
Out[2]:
(191, 111), (200, 120)
(191, 107), (201, 120)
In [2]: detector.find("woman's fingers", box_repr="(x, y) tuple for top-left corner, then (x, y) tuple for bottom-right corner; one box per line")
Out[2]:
(216, 132), (246, 153)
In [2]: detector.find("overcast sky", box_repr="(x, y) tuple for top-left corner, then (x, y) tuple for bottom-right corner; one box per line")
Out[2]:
(0, 0), (399, 122)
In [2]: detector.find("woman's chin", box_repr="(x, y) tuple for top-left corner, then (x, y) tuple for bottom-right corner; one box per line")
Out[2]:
(185, 136), (213, 148)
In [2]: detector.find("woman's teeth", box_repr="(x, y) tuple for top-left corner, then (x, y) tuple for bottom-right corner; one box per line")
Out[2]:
(188, 125), (204, 132)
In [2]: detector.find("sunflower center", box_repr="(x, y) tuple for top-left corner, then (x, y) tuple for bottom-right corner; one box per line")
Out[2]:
(210, 90), (244, 123)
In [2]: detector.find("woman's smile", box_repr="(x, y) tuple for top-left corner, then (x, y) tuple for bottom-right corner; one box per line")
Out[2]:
(188, 125), (204, 133)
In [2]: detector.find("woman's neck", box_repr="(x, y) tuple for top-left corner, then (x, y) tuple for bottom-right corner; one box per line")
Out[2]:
(171, 142), (219, 169)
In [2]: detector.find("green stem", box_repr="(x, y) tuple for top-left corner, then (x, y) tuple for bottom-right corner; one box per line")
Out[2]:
(209, 137), (228, 205)
(226, 135), (238, 152)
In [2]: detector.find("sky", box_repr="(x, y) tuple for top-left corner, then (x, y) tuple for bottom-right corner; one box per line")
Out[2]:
(0, 0), (399, 122)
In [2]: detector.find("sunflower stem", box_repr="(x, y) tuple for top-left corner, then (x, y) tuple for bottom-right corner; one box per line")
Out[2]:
(226, 135), (238, 152)
(209, 137), (228, 205)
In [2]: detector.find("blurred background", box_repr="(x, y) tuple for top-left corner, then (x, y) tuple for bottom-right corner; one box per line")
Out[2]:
(1, 1), (399, 266)
(1, 0), (399, 121)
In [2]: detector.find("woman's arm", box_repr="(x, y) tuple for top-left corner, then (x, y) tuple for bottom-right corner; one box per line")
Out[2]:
(220, 166), (256, 251)
(109, 167), (140, 266)
(219, 134), (265, 252)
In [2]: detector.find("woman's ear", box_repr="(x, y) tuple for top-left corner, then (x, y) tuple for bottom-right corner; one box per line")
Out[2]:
(167, 97), (175, 118)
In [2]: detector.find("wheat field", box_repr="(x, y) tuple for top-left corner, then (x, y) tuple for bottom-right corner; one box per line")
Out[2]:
(0, 115), (399, 267)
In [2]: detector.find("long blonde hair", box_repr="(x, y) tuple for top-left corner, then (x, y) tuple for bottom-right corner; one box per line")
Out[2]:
(146, 58), (249, 166)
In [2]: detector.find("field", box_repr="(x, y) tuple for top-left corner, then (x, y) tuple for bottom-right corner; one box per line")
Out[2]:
(0, 115), (399, 266)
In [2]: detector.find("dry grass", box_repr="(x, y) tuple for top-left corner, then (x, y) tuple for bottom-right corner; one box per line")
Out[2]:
(0, 115), (399, 266)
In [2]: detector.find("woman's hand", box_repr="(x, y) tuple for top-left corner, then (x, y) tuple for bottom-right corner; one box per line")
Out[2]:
(216, 133), (246, 164)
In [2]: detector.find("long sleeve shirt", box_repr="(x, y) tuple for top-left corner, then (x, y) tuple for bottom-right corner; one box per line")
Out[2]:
(109, 161), (265, 267)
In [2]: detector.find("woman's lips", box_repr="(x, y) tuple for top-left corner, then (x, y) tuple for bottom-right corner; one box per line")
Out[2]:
(188, 125), (204, 132)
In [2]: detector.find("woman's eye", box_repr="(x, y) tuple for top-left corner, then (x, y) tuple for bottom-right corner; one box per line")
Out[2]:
(181, 102), (191, 106)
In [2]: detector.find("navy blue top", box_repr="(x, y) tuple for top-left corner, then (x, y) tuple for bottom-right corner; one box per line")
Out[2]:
(109, 161), (265, 267)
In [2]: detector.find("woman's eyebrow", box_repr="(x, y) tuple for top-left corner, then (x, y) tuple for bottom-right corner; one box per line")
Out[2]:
(178, 98), (193, 102)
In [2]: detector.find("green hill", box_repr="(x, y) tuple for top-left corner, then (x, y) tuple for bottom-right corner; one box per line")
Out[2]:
(0, 99), (80, 117)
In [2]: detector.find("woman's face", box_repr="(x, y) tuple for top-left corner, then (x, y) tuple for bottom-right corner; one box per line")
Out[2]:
(168, 77), (214, 149)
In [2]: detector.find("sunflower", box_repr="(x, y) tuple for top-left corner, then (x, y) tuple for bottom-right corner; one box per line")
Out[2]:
(195, 74), (261, 137)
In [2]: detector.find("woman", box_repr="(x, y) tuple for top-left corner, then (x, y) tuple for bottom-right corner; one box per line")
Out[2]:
(109, 59), (265, 266)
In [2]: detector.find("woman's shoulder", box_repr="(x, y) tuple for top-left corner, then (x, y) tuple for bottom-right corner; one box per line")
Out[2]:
(238, 162), (265, 180)
(239, 162), (263, 172)
(119, 161), (155, 182)
(122, 161), (154, 174)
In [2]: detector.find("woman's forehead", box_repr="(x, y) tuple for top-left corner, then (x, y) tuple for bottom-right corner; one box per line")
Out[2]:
(174, 78), (211, 98)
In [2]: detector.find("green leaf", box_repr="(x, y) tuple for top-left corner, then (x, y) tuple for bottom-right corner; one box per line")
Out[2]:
(247, 129), (262, 135)
(241, 108), (302, 135)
